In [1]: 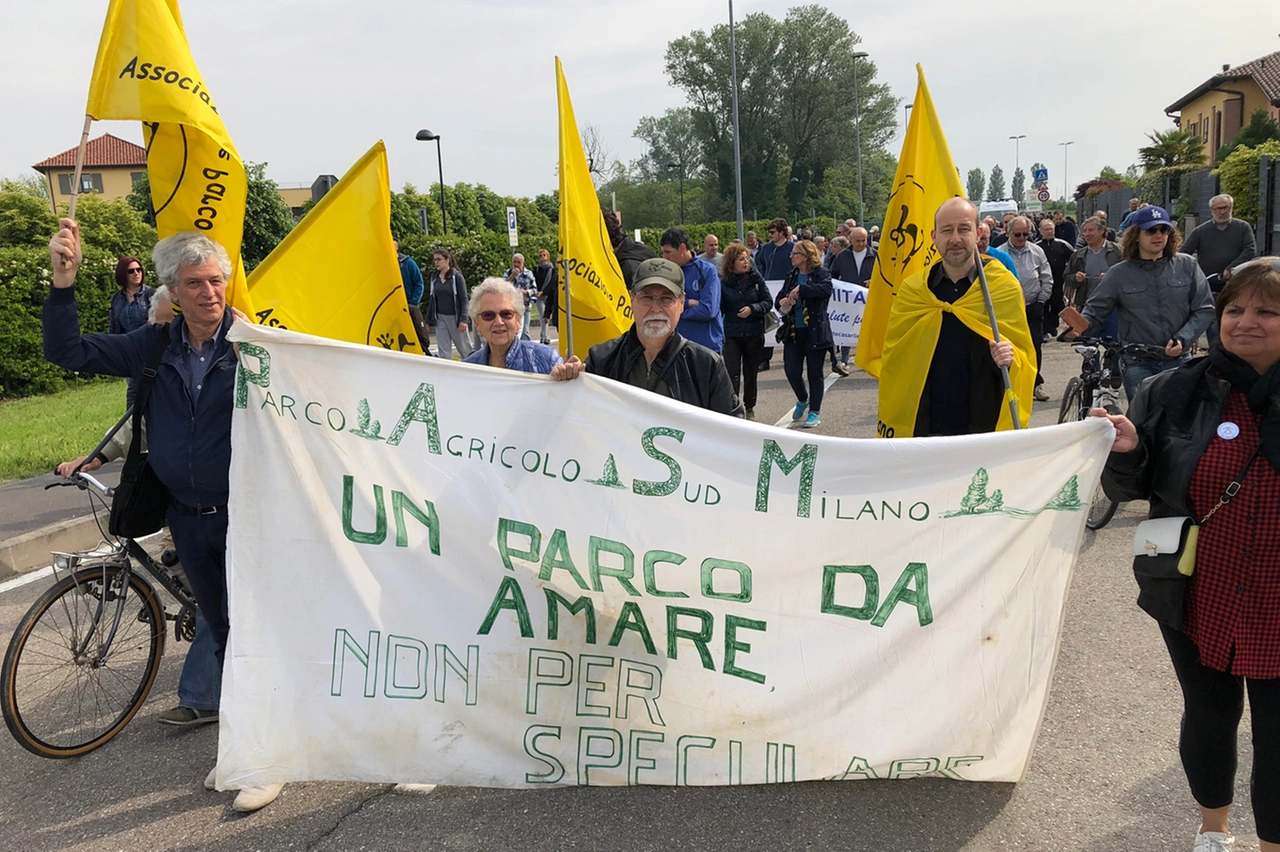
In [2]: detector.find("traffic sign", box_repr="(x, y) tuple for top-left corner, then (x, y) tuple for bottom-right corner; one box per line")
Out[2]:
(506, 206), (518, 247)
(1032, 167), (1048, 184)
(1037, 188), (1051, 203)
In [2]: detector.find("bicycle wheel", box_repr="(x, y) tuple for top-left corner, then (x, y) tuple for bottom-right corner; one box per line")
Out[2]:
(1086, 482), (1119, 530)
(1058, 377), (1083, 424)
(1, 564), (165, 758)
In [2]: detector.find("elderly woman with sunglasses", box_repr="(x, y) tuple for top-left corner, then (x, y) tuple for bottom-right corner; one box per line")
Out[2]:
(463, 278), (583, 379)
(1078, 206), (1216, 401)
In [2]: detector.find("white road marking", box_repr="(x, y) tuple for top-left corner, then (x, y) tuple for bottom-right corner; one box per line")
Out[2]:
(0, 566), (55, 596)
(772, 371), (842, 428)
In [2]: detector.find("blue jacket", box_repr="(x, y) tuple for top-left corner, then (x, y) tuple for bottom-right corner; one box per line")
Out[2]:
(755, 239), (795, 280)
(829, 247), (876, 285)
(399, 254), (424, 306)
(109, 285), (154, 335)
(464, 338), (563, 375)
(44, 287), (236, 508)
(982, 246), (1018, 277)
(677, 256), (724, 353)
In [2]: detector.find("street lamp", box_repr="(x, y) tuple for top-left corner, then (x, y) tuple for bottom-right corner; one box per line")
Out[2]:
(1008, 134), (1026, 175)
(415, 129), (447, 235)
(1059, 141), (1074, 203)
(853, 50), (868, 221)
(666, 161), (685, 224)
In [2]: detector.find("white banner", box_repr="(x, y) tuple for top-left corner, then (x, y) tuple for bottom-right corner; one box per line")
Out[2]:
(218, 322), (1112, 790)
(765, 278), (867, 348)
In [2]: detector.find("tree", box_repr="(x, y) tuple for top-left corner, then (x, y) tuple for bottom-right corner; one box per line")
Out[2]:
(580, 124), (615, 187)
(533, 192), (559, 224)
(966, 168), (985, 202)
(632, 108), (703, 183)
(1124, 163), (1140, 182)
(986, 165), (1006, 201)
(241, 162), (295, 271)
(0, 175), (50, 202)
(1098, 165), (1123, 181)
(126, 173), (155, 226)
(1215, 108), (1280, 162)
(1138, 128), (1205, 170)
(657, 6), (898, 221)
(0, 192), (59, 248)
(66, 194), (157, 259)
(1011, 167), (1025, 205)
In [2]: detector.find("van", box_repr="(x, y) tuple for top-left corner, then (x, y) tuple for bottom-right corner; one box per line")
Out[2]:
(978, 199), (1019, 221)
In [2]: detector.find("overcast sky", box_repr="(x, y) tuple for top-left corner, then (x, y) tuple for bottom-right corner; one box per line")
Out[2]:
(3, 0), (1278, 206)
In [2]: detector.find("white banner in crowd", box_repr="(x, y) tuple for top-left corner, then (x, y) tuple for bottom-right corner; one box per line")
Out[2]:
(765, 278), (866, 348)
(219, 322), (1113, 790)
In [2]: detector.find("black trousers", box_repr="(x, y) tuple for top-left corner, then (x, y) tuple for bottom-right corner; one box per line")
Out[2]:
(783, 330), (826, 413)
(1161, 624), (1280, 843)
(1045, 282), (1065, 336)
(723, 334), (765, 410)
(1025, 301), (1045, 387)
(167, 506), (231, 666)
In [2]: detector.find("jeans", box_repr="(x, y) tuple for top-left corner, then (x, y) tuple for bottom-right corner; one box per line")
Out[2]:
(435, 315), (473, 359)
(722, 335), (765, 410)
(1161, 624), (1280, 843)
(829, 345), (851, 367)
(783, 330), (826, 413)
(521, 305), (532, 341)
(178, 609), (222, 711)
(1121, 353), (1186, 404)
(165, 507), (230, 666)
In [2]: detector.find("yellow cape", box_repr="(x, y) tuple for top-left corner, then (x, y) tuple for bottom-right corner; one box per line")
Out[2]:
(876, 257), (1035, 438)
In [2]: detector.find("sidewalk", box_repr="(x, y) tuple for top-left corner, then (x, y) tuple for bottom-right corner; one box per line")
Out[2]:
(0, 461), (122, 579)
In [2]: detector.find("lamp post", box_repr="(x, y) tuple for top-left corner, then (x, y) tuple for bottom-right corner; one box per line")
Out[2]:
(1008, 134), (1026, 175)
(415, 129), (447, 234)
(666, 161), (685, 224)
(729, 0), (745, 241)
(1058, 141), (1074, 203)
(852, 50), (868, 221)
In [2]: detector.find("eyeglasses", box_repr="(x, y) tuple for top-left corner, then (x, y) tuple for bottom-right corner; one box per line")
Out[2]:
(1145, 226), (1171, 236)
(1010, 232), (1029, 238)
(127, 267), (143, 274)
(478, 309), (517, 322)
(633, 293), (680, 307)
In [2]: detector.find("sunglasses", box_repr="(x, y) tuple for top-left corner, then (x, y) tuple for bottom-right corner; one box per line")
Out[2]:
(478, 309), (517, 322)
(1010, 232), (1030, 237)
(634, 293), (680, 307)
(127, 267), (143, 274)
(1145, 226), (1171, 235)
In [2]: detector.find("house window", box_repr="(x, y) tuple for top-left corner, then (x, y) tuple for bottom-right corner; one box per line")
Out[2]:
(131, 171), (146, 188)
(57, 173), (104, 194)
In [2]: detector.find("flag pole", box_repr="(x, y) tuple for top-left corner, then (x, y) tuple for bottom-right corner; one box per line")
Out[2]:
(973, 249), (1022, 430)
(561, 258), (574, 355)
(59, 115), (93, 271)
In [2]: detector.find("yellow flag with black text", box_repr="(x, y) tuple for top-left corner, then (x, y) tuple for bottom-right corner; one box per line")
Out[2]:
(85, 0), (253, 312)
(246, 142), (421, 353)
(853, 65), (965, 377)
(556, 57), (632, 360)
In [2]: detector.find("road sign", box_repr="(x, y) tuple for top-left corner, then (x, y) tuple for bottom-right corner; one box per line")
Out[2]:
(1037, 188), (1051, 203)
(1032, 167), (1048, 184)
(1026, 200), (1043, 213)
(506, 207), (518, 247)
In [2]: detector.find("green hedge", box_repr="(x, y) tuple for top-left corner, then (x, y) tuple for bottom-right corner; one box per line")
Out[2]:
(1215, 140), (1280, 223)
(0, 245), (122, 398)
(636, 217), (843, 256)
(398, 230), (557, 302)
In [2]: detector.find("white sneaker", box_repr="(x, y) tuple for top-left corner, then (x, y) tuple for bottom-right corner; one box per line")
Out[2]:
(204, 766), (218, 791)
(393, 783), (438, 795)
(232, 783), (284, 813)
(1192, 831), (1235, 851)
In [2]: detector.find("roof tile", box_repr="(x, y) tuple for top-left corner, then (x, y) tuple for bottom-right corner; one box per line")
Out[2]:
(32, 133), (147, 170)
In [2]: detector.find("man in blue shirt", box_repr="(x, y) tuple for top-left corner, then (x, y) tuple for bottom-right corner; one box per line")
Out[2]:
(659, 227), (723, 353)
(394, 240), (424, 306)
(977, 223), (1017, 276)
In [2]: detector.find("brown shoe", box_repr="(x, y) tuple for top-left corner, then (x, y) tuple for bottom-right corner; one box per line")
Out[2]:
(158, 706), (219, 727)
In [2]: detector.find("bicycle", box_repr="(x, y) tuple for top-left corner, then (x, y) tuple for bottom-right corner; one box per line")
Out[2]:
(1057, 336), (1167, 530)
(1, 425), (198, 759)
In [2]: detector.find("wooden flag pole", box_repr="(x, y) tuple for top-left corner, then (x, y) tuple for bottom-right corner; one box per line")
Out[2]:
(60, 115), (93, 271)
(973, 249), (1022, 430)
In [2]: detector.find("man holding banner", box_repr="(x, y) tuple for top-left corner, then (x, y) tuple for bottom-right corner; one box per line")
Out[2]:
(877, 198), (1036, 438)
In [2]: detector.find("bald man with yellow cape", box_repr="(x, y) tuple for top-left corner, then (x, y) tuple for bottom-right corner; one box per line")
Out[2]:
(876, 250), (1036, 439)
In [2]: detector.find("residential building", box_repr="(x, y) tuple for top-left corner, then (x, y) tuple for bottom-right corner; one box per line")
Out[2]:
(1165, 50), (1280, 153)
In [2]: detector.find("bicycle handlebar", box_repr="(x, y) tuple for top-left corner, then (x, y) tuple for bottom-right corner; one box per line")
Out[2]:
(44, 469), (114, 497)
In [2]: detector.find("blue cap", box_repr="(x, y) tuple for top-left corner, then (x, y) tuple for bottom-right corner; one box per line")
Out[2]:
(1132, 206), (1173, 230)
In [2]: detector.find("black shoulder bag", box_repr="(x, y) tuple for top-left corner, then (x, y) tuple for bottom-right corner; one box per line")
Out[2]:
(109, 326), (173, 538)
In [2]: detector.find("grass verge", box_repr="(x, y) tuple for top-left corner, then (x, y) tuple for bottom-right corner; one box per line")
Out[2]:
(0, 380), (127, 483)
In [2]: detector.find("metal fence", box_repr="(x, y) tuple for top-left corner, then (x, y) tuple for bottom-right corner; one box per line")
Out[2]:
(1259, 156), (1280, 256)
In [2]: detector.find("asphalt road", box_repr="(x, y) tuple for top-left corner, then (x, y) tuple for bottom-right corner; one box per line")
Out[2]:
(0, 338), (1260, 852)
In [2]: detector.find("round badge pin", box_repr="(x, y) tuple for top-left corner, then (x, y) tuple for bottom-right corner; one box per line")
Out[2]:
(1217, 422), (1240, 440)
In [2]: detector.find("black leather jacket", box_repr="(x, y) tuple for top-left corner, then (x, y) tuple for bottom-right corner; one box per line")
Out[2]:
(1101, 357), (1230, 628)
(774, 265), (833, 350)
(585, 326), (742, 417)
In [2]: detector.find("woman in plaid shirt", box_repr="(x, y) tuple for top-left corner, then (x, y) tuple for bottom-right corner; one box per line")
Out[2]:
(1098, 258), (1280, 852)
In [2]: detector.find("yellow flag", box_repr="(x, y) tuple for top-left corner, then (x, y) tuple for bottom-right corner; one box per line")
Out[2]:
(246, 142), (421, 353)
(876, 257), (1036, 438)
(85, 0), (253, 312)
(556, 57), (632, 360)
(853, 65), (965, 377)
